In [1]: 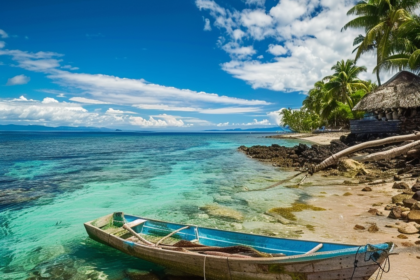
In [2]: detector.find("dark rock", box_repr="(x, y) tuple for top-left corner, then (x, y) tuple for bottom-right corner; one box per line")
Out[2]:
(394, 175), (402, 181)
(354, 224), (365, 230)
(362, 187), (372, 192)
(412, 183), (420, 193)
(392, 182), (410, 190)
(404, 198), (418, 209)
(388, 207), (402, 219)
(413, 191), (420, 201)
(368, 208), (378, 215)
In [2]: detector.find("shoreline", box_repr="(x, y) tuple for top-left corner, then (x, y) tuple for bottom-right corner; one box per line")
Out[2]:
(242, 134), (419, 279)
(295, 173), (419, 280)
(267, 132), (350, 145)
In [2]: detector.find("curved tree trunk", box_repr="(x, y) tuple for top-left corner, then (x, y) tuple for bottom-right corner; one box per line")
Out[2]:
(352, 140), (420, 162)
(312, 131), (420, 173)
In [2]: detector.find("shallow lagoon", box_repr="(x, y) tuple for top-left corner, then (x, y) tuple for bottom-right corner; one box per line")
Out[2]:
(0, 132), (306, 279)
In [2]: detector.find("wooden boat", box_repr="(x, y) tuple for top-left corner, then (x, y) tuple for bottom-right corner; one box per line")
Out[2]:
(84, 212), (393, 280)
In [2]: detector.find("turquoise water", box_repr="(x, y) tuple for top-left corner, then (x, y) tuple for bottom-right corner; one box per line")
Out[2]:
(0, 132), (304, 279)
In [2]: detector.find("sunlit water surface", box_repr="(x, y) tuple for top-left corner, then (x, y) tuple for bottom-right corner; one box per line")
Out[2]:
(0, 132), (305, 279)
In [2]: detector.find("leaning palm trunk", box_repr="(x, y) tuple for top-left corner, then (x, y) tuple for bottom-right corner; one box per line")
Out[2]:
(353, 140), (420, 162)
(312, 132), (420, 173)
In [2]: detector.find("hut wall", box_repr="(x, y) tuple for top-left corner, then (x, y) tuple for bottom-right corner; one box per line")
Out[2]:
(400, 114), (420, 133)
(350, 120), (401, 134)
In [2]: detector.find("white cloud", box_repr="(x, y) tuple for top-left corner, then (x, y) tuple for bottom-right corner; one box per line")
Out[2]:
(204, 18), (212, 31)
(69, 97), (110, 104)
(0, 33), (272, 117)
(217, 122), (229, 126)
(199, 107), (261, 114)
(244, 0), (265, 6)
(129, 114), (185, 127)
(197, 0), (383, 92)
(61, 65), (79, 70)
(106, 108), (137, 114)
(6, 74), (30, 86)
(0, 49), (63, 72)
(222, 42), (256, 59)
(47, 71), (270, 106)
(244, 119), (271, 125)
(0, 97), (193, 128)
(0, 41), (4, 48)
(42, 97), (59, 104)
(134, 104), (198, 112)
(12, 96), (32, 102)
(0, 29), (8, 38)
(267, 108), (284, 125)
(267, 44), (287, 56)
(57, 93), (65, 98)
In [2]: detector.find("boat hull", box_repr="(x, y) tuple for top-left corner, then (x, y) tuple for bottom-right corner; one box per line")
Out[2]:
(84, 216), (391, 280)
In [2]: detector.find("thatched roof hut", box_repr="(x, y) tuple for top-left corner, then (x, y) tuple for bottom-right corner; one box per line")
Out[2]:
(353, 71), (420, 111)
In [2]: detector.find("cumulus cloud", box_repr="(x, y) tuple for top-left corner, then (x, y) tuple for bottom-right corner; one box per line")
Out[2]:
(0, 97), (192, 128)
(244, 119), (271, 125)
(42, 97), (59, 104)
(129, 114), (185, 127)
(6, 74), (30, 86)
(267, 108), (284, 125)
(196, 0), (383, 92)
(0, 29), (8, 38)
(203, 18), (212, 31)
(267, 44), (287, 56)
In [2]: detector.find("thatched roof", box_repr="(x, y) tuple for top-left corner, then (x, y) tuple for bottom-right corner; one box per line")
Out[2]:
(353, 71), (420, 111)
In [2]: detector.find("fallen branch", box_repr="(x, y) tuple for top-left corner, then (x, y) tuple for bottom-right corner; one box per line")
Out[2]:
(407, 148), (420, 158)
(353, 140), (420, 163)
(312, 131), (420, 173)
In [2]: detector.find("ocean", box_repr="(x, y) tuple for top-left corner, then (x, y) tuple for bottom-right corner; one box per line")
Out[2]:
(0, 132), (305, 279)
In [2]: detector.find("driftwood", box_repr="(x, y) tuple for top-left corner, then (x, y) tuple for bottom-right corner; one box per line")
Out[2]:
(407, 148), (420, 157)
(312, 131), (420, 173)
(353, 140), (420, 162)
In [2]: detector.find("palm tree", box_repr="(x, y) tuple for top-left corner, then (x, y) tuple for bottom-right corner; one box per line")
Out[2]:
(377, 14), (420, 72)
(324, 59), (368, 109)
(302, 80), (326, 114)
(342, 0), (419, 85)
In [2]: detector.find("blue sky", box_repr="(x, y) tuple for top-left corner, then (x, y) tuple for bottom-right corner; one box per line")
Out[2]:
(0, 0), (377, 130)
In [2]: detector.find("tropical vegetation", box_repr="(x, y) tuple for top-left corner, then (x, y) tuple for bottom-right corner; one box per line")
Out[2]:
(282, 0), (420, 132)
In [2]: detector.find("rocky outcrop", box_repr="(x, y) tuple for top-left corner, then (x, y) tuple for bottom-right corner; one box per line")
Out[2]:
(238, 140), (348, 168)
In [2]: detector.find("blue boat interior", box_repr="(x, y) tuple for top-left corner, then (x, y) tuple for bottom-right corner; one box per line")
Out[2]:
(123, 215), (370, 256)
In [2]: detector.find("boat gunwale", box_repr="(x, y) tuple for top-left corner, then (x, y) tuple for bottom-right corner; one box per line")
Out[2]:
(85, 213), (394, 263)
